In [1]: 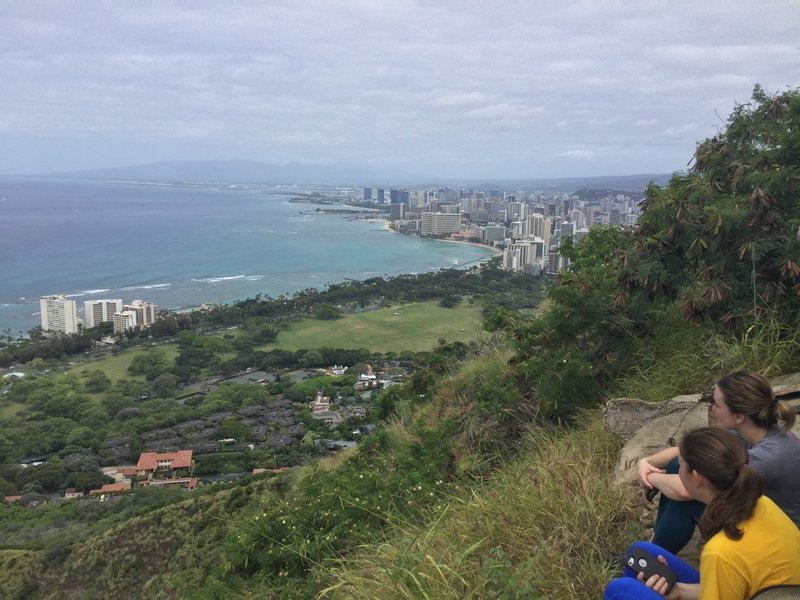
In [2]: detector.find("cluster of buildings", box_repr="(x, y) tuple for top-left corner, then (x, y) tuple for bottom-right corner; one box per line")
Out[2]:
(308, 390), (367, 427)
(5, 450), (199, 504)
(89, 450), (198, 500)
(102, 396), (301, 462)
(39, 294), (157, 335)
(361, 186), (642, 274)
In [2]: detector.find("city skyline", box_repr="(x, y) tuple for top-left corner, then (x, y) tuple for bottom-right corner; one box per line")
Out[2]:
(2, 1), (798, 179)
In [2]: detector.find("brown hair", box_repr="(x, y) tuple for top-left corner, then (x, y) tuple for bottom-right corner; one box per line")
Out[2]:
(716, 370), (795, 432)
(680, 427), (763, 540)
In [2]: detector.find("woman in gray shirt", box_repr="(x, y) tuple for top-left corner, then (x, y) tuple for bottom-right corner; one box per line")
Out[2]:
(637, 370), (800, 553)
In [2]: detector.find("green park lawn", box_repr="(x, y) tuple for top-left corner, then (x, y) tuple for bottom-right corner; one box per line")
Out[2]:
(0, 401), (24, 419)
(264, 300), (488, 354)
(51, 300), (485, 389)
(66, 343), (179, 384)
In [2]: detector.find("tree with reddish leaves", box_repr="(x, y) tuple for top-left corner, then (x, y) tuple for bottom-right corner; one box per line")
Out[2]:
(622, 86), (800, 328)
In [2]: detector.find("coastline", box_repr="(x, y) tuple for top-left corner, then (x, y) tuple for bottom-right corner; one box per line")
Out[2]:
(380, 217), (503, 257)
(1, 179), (501, 336)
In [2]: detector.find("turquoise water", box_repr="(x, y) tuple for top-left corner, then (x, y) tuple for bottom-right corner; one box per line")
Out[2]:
(0, 177), (495, 336)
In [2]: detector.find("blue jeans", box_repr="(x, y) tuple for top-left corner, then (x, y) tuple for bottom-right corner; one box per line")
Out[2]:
(604, 542), (700, 600)
(651, 457), (706, 553)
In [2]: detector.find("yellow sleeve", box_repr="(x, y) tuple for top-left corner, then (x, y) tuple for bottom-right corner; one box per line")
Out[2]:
(700, 550), (748, 600)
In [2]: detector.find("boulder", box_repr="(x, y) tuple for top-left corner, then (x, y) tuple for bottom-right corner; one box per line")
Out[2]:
(605, 395), (709, 486)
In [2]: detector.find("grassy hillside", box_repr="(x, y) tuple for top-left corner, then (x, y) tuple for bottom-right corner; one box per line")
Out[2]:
(0, 407), (637, 600)
(7, 345), (636, 600)
(264, 300), (487, 353)
(318, 417), (637, 599)
(0, 477), (282, 600)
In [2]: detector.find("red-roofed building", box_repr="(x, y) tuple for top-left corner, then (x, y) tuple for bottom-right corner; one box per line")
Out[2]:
(89, 481), (131, 496)
(136, 450), (194, 480)
(117, 467), (138, 481)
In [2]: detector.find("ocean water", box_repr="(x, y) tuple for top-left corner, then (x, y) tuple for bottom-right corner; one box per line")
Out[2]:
(0, 177), (495, 336)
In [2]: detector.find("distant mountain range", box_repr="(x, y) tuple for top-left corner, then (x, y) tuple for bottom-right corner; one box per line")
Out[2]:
(45, 159), (421, 187)
(42, 159), (672, 192)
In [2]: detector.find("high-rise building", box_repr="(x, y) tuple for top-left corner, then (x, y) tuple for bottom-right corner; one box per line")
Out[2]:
(84, 299), (123, 329)
(40, 294), (79, 334)
(363, 187), (372, 201)
(409, 190), (427, 207)
(526, 213), (552, 247)
(420, 212), (461, 236)
(123, 299), (157, 328)
(506, 201), (527, 221)
(503, 239), (547, 272)
(389, 189), (409, 204)
(113, 311), (138, 334)
(482, 224), (507, 245)
(389, 203), (406, 221)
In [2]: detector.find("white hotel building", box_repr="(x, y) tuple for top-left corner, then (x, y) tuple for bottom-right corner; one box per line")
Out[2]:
(114, 299), (158, 334)
(84, 299), (123, 329)
(420, 212), (462, 237)
(40, 294), (79, 334)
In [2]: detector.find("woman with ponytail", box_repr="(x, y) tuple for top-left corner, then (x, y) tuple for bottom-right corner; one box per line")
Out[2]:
(636, 371), (800, 554)
(606, 427), (800, 599)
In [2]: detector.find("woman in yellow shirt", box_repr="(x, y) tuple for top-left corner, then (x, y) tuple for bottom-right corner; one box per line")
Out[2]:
(605, 427), (800, 599)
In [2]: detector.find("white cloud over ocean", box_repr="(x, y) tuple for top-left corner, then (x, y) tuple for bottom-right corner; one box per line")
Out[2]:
(0, 1), (798, 179)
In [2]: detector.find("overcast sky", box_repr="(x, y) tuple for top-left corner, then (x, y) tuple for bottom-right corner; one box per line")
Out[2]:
(1, 1), (798, 179)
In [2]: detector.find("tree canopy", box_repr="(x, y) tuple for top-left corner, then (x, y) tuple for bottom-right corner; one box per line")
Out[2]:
(621, 86), (800, 327)
(506, 86), (800, 418)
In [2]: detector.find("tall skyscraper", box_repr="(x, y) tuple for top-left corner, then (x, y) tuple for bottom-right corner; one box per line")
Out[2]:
(506, 201), (527, 221)
(40, 294), (79, 334)
(84, 299), (123, 329)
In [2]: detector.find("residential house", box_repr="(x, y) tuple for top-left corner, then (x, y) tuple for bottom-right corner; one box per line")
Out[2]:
(90, 481), (131, 496)
(310, 410), (343, 427)
(136, 450), (194, 480)
(63, 488), (83, 500)
(309, 391), (331, 412)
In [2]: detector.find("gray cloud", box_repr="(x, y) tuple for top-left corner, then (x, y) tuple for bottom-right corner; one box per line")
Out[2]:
(1, 0), (798, 178)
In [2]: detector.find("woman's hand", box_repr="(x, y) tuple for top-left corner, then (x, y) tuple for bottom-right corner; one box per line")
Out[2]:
(638, 569), (674, 596)
(637, 458), (665, 489)
(636, 555), (698, 600)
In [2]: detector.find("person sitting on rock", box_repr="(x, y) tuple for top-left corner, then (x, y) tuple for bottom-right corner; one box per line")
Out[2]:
(606, 427), (800, 600)
(636, 370), (800, 554)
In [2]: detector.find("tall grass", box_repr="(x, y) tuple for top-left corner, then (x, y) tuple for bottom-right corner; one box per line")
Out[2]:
(318, 416), (638, 600)
(616, 303), (800, 402)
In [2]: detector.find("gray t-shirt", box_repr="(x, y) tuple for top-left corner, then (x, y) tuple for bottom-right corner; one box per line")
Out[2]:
(748, 426), (800, 528)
